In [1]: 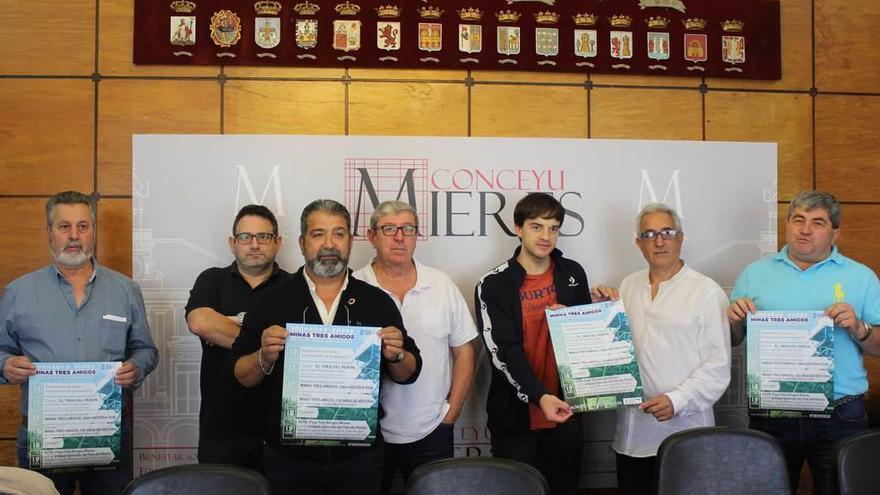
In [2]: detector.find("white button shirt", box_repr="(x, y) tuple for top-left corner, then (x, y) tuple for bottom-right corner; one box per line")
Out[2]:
(614, 264), (731, 457)
(354, 259), (478, 444)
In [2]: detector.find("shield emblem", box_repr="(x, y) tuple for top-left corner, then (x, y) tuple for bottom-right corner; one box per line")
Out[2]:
(497, 26), (521, 56)
(296, 19), (318, 49)
(333, 20), (361, 52)
(418, 23), (441, 52)
(535, 28), (558, 57)
(255, 17), (280, 49)
(684, 33), (707, 62)
(647, 32), (670, 60)
(459, 24), (482, 53)
(209, 10), (241, 48)
(377, 22), (401, 51)
(609, 31), (632, 59)
(722, 35), (745, 64)
(170, 16), (196, 46)
(574, 29), (597, 58)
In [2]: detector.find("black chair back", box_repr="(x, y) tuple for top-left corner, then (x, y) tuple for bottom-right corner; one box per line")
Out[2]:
(656, 426), (790, 495)
(404, 457), (550, 495)
(834, 429), (880, 495)
(122, 463), (271, 495)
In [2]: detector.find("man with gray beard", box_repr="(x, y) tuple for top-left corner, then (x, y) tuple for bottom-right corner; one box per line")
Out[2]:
(232, 199), (422, 495)
(0, 191), (158, 495)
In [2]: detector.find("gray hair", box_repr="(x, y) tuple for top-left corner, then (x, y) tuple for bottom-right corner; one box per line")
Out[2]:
(635, 203), (683, 234)
(369, 200), (417, 231)
(46, 191), (96, 227)
(299, 199), (351, 236)
(788, 191), (841, 229)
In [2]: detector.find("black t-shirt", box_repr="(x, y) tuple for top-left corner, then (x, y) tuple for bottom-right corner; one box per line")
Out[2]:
(184, 262), (290, 439)
(231, 267), (422, 459)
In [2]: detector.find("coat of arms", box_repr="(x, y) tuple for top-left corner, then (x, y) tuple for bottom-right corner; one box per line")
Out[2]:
(418, 23), (441, 52)
(610, 31), (633, 59)
(296, 19), (318, 49)
(170, 16), (196, 46)
(684, 33), (707, 62)
(722, 35), (745, 64)
(535, 28), (558, 57)
(497, 26), (521, 56)
(647, 32), (670, 60)
(574, 29), (597, 58)
(255, 17), (280, 49)
(209, 10), (241, 48)
(333, 20), (361, 52)
(377, 22), (401, 51)
(459, 24), (482, 54)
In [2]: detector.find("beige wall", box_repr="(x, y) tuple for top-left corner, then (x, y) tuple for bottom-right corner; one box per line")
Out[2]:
(1, 0), (879, 473)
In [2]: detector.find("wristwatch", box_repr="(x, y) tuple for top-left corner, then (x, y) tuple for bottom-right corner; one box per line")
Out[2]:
(236, 312), (246, 326)
(856, 321), (873, 343)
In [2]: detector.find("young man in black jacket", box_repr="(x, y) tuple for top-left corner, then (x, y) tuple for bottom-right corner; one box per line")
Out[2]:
(232, 199), (422, 495)
(475, 193), (613, 495)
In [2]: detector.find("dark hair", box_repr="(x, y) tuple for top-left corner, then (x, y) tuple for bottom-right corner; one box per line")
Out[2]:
(513, 193), (564, 227)
(788, 191), (841, 229)
(46, 191), (96, 226)
(233, 204), (279, 235)
(300, 199), (351, 236)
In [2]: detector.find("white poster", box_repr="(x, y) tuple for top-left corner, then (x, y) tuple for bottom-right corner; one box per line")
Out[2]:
(131, 135), (776, 486)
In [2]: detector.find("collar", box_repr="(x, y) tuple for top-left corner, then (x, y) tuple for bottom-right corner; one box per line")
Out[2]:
(53, 259), (98, 284)
(775, 245), (843, 272)
(226, 261), (282, 280)
(303, 267), (350, 295)
(363, 258), (430, 292)
(509, 246), (564, 274)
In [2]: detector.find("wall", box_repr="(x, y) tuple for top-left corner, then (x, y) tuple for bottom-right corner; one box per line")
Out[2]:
(1, 0), (878, 484)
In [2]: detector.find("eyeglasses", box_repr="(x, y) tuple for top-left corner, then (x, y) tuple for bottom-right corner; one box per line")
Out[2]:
(637, 228), (680, 241)
(233, 232), (277, 244)
(379, 224), (418, 237)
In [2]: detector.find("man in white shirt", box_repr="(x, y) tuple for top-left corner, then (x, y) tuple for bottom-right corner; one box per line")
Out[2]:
(614, 203), (731, 495)
(354, 200), (478, 494)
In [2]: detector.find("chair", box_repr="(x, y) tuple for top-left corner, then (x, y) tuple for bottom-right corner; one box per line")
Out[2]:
(656, 426), (789, 495)
(403, 457), (549, 495)
(833, 429), (880, 495)
(122, 463), (271, 495)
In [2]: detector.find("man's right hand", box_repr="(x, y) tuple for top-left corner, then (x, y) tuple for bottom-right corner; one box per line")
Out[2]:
(260, 325), (288, 365)
(3, 356), (36, 384)
(538, 394), (573, 423)
(727, 297), (756, 324)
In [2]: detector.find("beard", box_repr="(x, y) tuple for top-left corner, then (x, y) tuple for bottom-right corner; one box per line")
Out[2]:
(51, 241), (92, 269)
(305, 247), (348, 278)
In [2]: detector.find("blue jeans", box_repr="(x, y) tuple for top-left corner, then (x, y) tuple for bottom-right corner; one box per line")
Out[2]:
(750, 397), (869, 495)
(381, 422), (454, 494)
(17, 418), (133, 495)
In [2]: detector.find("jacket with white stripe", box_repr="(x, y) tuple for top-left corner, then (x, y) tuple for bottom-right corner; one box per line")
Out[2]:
(474, 246), (591, 432)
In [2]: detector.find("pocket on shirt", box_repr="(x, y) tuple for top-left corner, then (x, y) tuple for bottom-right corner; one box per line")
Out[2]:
(100, 319), (129, 357)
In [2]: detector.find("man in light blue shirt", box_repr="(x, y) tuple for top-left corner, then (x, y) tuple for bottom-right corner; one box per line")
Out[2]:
(0, 191), (158, 495)
(728, 190), (880, 495)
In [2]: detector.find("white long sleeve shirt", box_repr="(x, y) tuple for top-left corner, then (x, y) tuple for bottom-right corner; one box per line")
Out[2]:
(614, 264), (731, 457)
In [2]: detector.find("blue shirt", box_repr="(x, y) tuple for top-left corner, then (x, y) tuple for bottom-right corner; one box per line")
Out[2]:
(731, 246), (880, 398)
(0, 263), (159, 414)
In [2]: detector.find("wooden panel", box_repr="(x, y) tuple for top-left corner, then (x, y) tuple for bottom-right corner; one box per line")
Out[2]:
(225, 66), (346, 79)
(706, 92), (812, 201)
(0, 80), (93, 195)
(472, 84), (586, 137)
(707, 0), (812, 91)
(349, 68), (467, 82)
(816, 96), (880, 202)
(97, 199), (132, 277)
(0, 440), (18, 467)
(836, 204), (880, 275)
(0, 200), (52, 290)
(349, 82), (467, 136)
(471, 71), (586, 85)
(591, 74), (699, 89)
(0, 0), (94, 75)
(224, 81), (345, 135)
(816, 1), (880, 92)
(97, 80), (221, 195)
(590, 88), (701, 140)
(0, 386), (21, 437)
(867, 356), (880, 426)
(98, 0), (217, 77)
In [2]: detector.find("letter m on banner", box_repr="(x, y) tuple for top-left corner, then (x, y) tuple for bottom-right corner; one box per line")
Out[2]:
(345, 158), (429, 239)
(637, 169), (684, 219)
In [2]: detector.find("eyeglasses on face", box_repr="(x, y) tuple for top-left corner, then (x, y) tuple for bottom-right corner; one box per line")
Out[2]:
(378, 224), (418, 237)
(637, 228), (680, 241)
(233, 232), (277, 244)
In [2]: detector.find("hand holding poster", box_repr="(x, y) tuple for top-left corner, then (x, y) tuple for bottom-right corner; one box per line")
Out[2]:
(746, 311), (835, 416)
(27, 362), (122, 469)
(281, 323), (381, 446)
(545, 301), (644, 412)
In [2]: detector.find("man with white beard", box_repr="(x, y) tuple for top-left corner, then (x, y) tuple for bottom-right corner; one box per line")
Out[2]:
(0, 190), (158, 494)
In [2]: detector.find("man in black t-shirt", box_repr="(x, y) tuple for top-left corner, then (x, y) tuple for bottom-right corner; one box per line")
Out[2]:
(185, 204), (289, 469)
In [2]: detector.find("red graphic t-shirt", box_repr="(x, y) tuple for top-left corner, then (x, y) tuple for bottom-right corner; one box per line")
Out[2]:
(519, 262), (559, 430)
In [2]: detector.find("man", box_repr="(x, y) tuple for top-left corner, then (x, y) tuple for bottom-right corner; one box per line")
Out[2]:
(728, 191), (880, 495)
(0, 191), (158, 495)
(185, 204), (289, 468)
(232, 199), (422, 495)
(475, 192), (613, 495)
(615, 203), (731, 495)
(353, 201), (478, 493)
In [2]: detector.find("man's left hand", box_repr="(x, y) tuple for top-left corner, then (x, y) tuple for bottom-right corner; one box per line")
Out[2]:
(826, 302), (860, 335)
(591, 285), (620, 302)
(639, 394), (674, 421)
(378, 326), (405, 362)
(115, 360), (140, 388)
